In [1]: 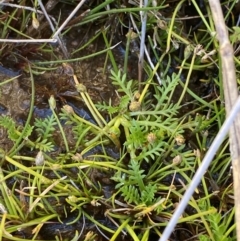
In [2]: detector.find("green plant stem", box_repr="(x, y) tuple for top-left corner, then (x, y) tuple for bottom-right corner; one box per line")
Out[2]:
(223, 208), (236, 238)
(190, 205), (215, 241)
(178, 80), (214, 108)
(166, 0), (186, 53)
(6, 214), (58, 233)
(88, 0), (115, 15)
(110, 218), (130, 241)
(102, 29), (118, 74)
(125, 224), (140, 241)
(8, 65), (35, 156)
(74, 80), (106, 128)
(37, 45), (119, 65)
(5, 155), (50, 183)
(191, 0), (212, 33)
(141, 229), (150, 241)
(0, 213), (7, 241)
(71, 30), (102, 55)
(138, 56), (162, 103)
(82, 211), (115, 234)
(0, 19), (33, 39)
(0, 168), (18, 217)
(50, 107), (69, 153)
(1, 8), (17, 39)
(0, 75), (19, 87)
(81, 160), (131, 174)
(85, 91), (107, 126)
(123, 29), (132, 75)
(177, 53), (196, 106)
(28, 171), (38, 219)
(79, 6), (168, 26)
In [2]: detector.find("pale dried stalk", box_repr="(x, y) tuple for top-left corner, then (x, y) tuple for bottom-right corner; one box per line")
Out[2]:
(0, 39), (57, 43)
(208, 1), (240, 240)
(138, 0), (148, 87)
(52, 0), (88, 39)
(129, 14), (162, 84)
(38, 0), (69, 58)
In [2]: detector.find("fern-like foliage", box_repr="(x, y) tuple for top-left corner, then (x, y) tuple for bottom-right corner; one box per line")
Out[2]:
(96, 95), (130, 116)
(125, 120), (146, 150)
(0, 115), (57, 152)
(35, 115), (57, 140)
(135, 141), (165, 162)
(0, 116), (33, 142)
(198, 200), (235, 241)
(0, 115), (56, 155)
(120, 185), (141, 204)
(97, 71), (184, 162)
(127, 160), (146, 190)
(112, 160), (157, 205)
(155, 73), (179, 105)
(34, 138), (54, 152)
(22, 124), (34, 139)
(33, 115), (57, 152)
(0, 116), (19, 141)
(110, 70), (137, 98)
(141, 183), (157, 204)
(60, 110), (92, 147)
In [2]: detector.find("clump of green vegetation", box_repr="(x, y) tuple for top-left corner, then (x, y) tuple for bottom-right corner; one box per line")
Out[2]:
(0, 0), (238, 240)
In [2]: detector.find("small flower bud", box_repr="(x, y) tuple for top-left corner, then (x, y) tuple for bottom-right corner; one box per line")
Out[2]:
(91, 199), (101, 206)
(76, 83), (87, 93)
(35, 151), (44, 166)
(32, 16), (39, 29)
(175, 134), (185, 145)
(72, 153), (83, 162)
(63, 105), (75, 115)
(62, 63), (74, 76)
(129, 101), (141, 112)
(147, 132), (157, 144)
(68, 195), (78, 203)
(184, 44), (194, 60)
(172, 155), (182, 165)
(48, 95), (56, 109)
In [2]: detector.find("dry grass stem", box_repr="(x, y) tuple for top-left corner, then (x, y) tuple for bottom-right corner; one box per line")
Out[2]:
(52, 0), (88, 39)
(28, 176), (67, 213)
(209, 0), (240, 240)
(129, 13), (162, 84)
(0, 39), (57, 43)
(38, 0), (69, 58)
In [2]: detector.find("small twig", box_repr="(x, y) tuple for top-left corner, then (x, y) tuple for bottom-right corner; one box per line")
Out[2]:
(138, 0), (148, 89)
(130, 13), (162, 85)
(208, 1), (240, 240)
(52, 0), (87, 39)
(38, 0), (69, 58)
(0, 38), (57, 43)
(62, 9), (90, 29)
(29, 176), (67, 213)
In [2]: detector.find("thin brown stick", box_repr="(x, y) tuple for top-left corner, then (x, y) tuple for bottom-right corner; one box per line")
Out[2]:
(208, 1), (240, 240)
